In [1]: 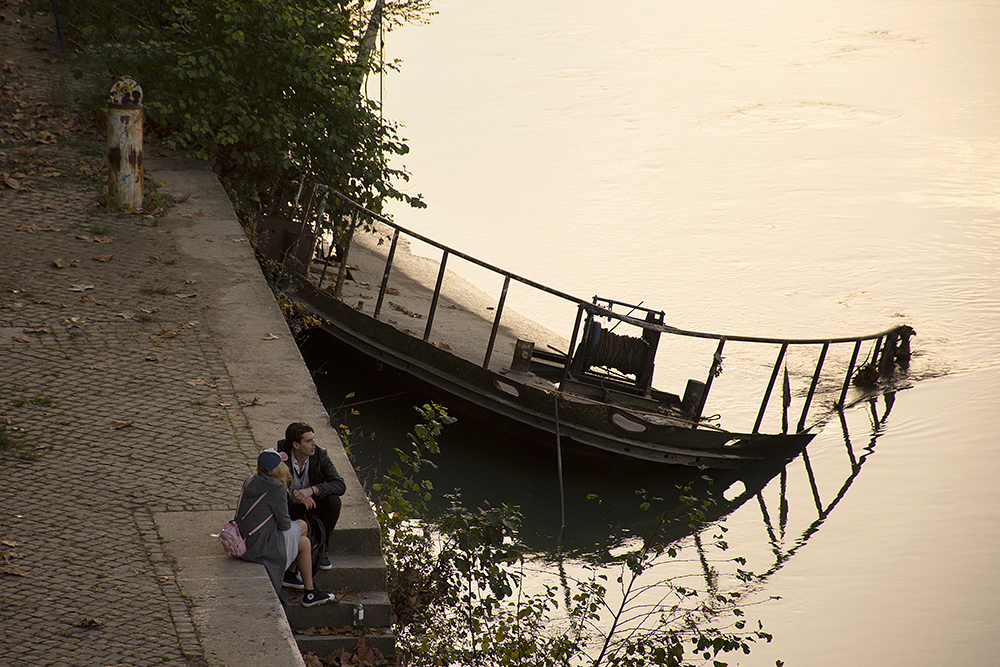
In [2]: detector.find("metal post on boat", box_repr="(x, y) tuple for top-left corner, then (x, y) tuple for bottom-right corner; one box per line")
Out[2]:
(796, 342), (829, 433)
(331, 207), (359, 299)
(423, 249), (450, 341)
(287, 183), (323, 272)
(559, 305), (587, 387)
(691, 337), (726, 427)
(483, 275), (511, 369)
(373, 229), (400, 320)
(753, 342), (788, 434)
(836, 340), (863, 409)
(511, 339), (534, 372)
(316, 194), (344, 290)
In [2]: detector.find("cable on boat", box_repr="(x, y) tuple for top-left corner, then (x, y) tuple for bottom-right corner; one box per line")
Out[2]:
(334, 389), (417, 411)
(581, 323), (648, 377)
(554, 394), (566, 531)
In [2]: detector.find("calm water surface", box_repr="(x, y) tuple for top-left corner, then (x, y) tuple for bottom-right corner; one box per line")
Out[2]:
(322, 1), (999, 664)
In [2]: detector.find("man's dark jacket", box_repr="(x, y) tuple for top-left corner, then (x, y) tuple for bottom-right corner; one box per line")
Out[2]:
(276, 440), (346, 499)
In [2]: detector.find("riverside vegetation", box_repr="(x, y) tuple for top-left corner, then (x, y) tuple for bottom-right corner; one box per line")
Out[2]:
(360, 403), (779, 667)
(42, 1), (780, 664)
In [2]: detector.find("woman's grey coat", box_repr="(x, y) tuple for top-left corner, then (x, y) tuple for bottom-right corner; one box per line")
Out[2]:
(236, 473), (293, 602)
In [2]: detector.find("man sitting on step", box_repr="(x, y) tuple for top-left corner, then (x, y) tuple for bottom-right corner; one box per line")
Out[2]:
(277, 421), (346, 571)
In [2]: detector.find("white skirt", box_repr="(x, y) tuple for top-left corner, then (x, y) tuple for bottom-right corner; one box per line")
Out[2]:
(280, 521), (302, 571)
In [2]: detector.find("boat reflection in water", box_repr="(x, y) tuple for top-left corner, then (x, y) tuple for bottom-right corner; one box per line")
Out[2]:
(516, 389), (905, 660)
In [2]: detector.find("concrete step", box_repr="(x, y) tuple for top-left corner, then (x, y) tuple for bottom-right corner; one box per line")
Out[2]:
(329, 525), (382, 558)
(283, 590), (392, 630)
(314, 554), (386, 591)
(295, 629), (396, 659)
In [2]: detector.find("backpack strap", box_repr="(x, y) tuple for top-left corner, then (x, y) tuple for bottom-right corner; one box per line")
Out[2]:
(238, 491), (269, 522)
(232, 476), (251, 522)
(246, 514), (272, 538)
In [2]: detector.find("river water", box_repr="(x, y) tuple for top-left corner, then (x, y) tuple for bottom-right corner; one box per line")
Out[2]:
(313, 1), (999, 664)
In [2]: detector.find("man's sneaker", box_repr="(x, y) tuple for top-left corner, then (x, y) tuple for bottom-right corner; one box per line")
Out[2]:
(318, 554), (333, 570)
(302, 589), (336, 607)
(282, 570), (304, 590)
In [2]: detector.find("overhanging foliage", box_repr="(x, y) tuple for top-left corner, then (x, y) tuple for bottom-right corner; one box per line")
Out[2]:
(43, 0), (426, 213)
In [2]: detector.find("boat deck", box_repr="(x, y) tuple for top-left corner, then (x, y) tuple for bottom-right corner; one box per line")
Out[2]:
(307, 222), (570, 391)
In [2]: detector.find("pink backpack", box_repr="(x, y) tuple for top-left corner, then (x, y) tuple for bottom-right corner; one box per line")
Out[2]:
(219, 485), (272, 557)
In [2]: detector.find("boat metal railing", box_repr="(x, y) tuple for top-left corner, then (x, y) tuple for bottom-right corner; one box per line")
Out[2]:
(285, 184), (913, 435)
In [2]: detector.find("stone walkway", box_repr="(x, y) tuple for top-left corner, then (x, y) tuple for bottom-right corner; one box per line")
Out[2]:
(0, 7), (371, 666)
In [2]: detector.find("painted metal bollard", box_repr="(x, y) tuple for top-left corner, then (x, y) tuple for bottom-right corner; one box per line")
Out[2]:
(107, 77), (143, 210)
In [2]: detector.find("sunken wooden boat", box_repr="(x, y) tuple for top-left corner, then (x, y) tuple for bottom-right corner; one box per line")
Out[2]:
(256, 185), (914, 469)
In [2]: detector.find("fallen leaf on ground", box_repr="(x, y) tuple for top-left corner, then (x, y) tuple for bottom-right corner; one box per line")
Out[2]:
(386, 287), (399, 295)
(240, 397), (260, 407)
(157, 328), (180, 338)
(92, 254), (113, 262)
(181, 320), (199, 328)
(74, 617), (103, 628)
(11, 335), (30, 343)
(90, 363), (107, 370)
(68, 284), (94, 292)
(0, 565), (25, 577)
(43, 225), (61, 232)
(175, 192), (190, 202)
(183, 279), (196, 285)
(141, 308), (157, 314)
(41, 202), (59, 210)
(263, 333), (279, 340)
(79, 296), (96, 303)
(185, 378), (207, 386)
(92, 235), (113, 244)
(62, 317), (83, 328)
(110, 420), (133, 429)
(116, 312), (134, 320)
(22, 328), (47, 334)
(52, 258), (72, 268)
(0, 540), (18, 548)
(390, 302), (423, 318)
(16, 223), (38, 232)
(146, 353), (167, 362)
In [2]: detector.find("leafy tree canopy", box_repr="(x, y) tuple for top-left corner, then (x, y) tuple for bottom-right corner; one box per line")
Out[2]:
(44, 0), (428, 213)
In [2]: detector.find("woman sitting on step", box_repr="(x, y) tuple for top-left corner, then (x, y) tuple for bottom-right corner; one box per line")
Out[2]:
(237, 449), (336, 607)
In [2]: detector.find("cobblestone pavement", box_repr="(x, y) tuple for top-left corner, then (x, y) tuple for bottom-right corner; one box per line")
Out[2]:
(1, 8), (261, 666)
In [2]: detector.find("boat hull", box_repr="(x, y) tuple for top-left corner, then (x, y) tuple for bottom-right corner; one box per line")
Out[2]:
(291, 278), (814, 469)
